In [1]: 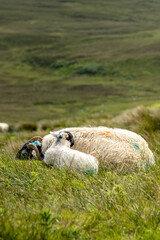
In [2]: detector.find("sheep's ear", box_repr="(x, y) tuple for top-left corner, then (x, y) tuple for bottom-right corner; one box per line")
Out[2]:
(50, 131), (58, 137)
(64, 133), (68, 139)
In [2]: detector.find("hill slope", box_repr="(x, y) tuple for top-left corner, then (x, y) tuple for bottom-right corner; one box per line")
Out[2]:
(0, 0), (160, 122)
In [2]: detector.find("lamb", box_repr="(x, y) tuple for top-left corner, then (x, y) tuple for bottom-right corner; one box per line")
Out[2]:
(44, 131), (99, 173)
(41, 127), (154, 172)
(0, 123), (9, 132)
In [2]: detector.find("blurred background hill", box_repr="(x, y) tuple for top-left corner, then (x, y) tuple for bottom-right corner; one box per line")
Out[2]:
(0, 0), (160, 123)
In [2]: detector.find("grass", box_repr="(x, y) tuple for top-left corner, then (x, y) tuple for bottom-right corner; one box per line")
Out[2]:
(0, 106), (160, 239)
(0, 157), (160, 240)
(0, 0), (160, 123)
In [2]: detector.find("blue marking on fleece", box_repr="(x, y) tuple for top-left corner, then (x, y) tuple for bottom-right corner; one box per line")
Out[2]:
(33, 141), (39, 146)
(132, 142), (141, 151)
(83, 168), (95, 175)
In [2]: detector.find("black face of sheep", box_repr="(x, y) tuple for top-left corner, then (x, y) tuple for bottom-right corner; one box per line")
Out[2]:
(50, 131), (74, 147)
(15, 136), (43, 160)
(15, 141), (33, 160)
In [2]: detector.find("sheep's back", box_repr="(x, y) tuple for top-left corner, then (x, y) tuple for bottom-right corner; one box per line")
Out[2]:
(61, 127), (154, 171)
(44, 127), (154, 171)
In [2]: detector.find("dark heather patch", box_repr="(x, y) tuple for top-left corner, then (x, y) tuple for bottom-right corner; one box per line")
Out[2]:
(70, 84), (119, 97)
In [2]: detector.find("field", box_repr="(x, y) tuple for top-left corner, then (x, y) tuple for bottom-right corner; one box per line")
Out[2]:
(1, 106), (160, 239)
(0, 0), (160, 122)
(0, 0), (160, 239)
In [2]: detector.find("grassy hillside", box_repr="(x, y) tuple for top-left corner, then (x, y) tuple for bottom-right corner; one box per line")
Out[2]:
(0, 0), (160, 122)
(0, 106), (160, 239)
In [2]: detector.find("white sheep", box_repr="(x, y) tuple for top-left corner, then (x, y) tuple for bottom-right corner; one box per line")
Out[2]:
(44, 131), (98, 173)
(0, 123), (9, 132)
(42, 126), (154, 172)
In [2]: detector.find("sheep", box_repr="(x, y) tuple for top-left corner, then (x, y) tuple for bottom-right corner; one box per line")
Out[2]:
(0, 123), (9, 132)
(15, 136), (43, 160)
(41, 126), (154, 172)
(44, 131), (99, 173)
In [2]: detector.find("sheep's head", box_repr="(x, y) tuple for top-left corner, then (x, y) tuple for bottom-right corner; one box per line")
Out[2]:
(15, 136), (43, 160)
(50, 131), (74, 147)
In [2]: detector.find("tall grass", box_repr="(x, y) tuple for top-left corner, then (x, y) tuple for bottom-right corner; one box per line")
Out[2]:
(0, 155), (159, 239)
(0, 106), (160, 239)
